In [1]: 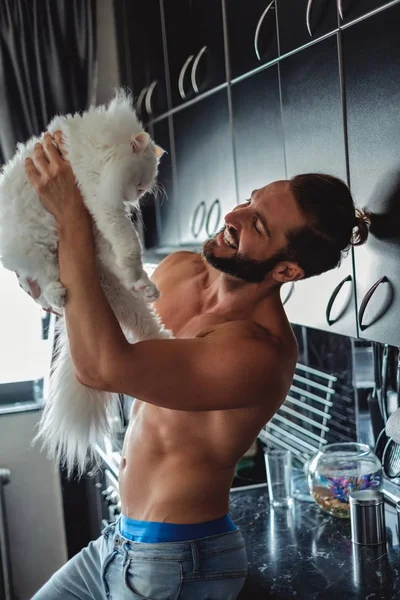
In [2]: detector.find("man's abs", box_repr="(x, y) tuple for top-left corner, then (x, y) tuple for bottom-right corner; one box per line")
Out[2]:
(118, 400), (264, 523)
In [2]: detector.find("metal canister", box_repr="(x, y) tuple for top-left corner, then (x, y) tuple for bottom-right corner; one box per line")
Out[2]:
(349, 490), (386, 546)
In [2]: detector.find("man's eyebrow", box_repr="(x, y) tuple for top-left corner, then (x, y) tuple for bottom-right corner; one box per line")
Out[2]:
(255, 209), (271, 238)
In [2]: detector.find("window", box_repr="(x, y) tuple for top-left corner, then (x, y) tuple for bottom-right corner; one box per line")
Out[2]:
(0, 266), (53, 406)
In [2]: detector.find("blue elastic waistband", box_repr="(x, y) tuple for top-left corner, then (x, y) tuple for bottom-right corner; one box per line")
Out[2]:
(119, 513), (237, 543)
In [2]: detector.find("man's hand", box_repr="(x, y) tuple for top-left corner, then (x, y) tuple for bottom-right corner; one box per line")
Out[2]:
(24, 131), (90, 231)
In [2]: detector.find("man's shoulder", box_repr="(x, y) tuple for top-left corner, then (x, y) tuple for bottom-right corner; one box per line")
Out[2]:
(199, 318), (297, 366)
(152, 251), (202, 285)
(158, 250), (200, 268)
(196, 319), (297, 405)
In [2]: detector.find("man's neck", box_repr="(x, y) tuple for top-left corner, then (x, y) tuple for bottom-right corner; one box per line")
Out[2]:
(201, 261), (283, 323)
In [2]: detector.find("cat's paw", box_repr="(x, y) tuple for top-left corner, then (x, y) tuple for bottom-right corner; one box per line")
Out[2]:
(131, 279), (160, 303)
(43, 281), (66, 310)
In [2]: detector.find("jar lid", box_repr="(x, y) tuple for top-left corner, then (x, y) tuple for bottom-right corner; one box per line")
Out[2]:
(349, 490), (383, 506)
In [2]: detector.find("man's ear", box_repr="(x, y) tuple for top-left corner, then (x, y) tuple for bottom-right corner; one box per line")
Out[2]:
(272, 261), (304, 283)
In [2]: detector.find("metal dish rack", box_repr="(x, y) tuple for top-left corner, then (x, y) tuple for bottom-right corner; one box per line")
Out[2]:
(259, 363), (337, 466)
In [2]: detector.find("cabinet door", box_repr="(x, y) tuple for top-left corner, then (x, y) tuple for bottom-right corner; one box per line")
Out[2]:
(114, 0), (168, 121)
(344, 5), (400, 345)
(225, 0), (278, 80)
(163, 0), (226, 107)
(279, 35), (357, 337)
(339, 0), (393, 25)
(149, 118), (179, 248)
(277, 0), (338, 56)
(231, 65), (285, 201)
(173, 90), (237, 245)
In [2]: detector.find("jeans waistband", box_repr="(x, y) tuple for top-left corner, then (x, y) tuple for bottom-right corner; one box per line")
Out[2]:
(119, 513), (237, 543)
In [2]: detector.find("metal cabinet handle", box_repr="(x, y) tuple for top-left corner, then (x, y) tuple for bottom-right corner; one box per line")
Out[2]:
(191, 201), (206, 238)
(325, 274), (352, 326)
(306, 0), (315, 36)
(136, 85), (148, 118)
(358, 275), (389, 332)
(178, 55), (194, 99)
(281, 281), (295, 306)
(206, 199), (222, 238)
(191, 45), (208, 93)
(144, 80), (158, 116)
(254, 0), (275, 61)
(337, 0), (344, 20)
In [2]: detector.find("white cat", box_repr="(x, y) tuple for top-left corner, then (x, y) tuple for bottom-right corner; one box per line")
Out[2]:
(0, 90), (172, 477)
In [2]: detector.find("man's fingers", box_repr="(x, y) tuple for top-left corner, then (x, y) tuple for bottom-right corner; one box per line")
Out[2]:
(32, 142), (49, 172)
(24, 157), (40, 183)
(53, 130), (68, 158)
(43, 132), (64, 165)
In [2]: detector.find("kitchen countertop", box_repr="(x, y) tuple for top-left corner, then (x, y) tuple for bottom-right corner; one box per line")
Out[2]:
(231, 484), (400, 600)
(98, 442), (400, 598)
(0, 401), (43, 415)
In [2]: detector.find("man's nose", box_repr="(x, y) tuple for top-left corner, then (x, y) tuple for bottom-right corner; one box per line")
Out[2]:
(225, 209), (242, 231)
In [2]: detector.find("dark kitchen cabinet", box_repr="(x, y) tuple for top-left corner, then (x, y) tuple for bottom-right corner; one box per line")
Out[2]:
(344, 4), (400, 346)
(114, 0), (168, 121)
(231, 65), (285, 201)
(163, 0), (227, 107)
(277, 0), (338, 56)
(149, 117), (179, 248)
(338, 0), (393, 25)
(225, 0), (278, 80)
(279, 35), (357, 337)
(173, 89), (237, 245)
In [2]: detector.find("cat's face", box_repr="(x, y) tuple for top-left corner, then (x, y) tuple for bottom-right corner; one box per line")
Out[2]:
(102, 132), (164, 207)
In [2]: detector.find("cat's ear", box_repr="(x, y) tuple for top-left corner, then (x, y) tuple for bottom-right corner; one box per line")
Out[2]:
(154, 145), (165, 159)
(131, 132), (151, 153)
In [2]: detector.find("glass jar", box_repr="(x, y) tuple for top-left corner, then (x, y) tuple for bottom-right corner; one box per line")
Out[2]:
(308, 443), (383, 518)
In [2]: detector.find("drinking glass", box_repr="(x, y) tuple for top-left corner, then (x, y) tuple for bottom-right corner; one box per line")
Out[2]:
(264, 449), (293, 507)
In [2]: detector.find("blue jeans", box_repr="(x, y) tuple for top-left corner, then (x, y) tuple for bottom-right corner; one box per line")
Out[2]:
(32, 518), (248, 599)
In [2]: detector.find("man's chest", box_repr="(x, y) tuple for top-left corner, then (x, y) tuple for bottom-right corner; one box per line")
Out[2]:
(151, 255), (203, 334)
(154, 270), (226, 338)
(154, 288), (201, 336)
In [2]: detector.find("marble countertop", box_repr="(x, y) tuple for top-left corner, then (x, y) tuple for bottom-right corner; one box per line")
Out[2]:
(231, 485), (400, 600)
(98, 442), (400, 598)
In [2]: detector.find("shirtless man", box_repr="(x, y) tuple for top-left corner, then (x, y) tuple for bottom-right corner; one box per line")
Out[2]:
(28, 132), (369, 599)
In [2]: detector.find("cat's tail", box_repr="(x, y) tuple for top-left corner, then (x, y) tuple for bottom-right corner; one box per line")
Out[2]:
(33, 318), (121, 478)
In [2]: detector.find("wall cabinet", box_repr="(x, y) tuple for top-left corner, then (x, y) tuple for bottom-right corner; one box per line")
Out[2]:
(113, 0), (400, 343)
(173, 90), (236, 245)
(225, 0), (278, 80)
(163, 0), (227, 108)
(278, 35), (357, 337)
(149, 118), (179, 248)
(277, 0), (338, 56)
(339, 0), (393, 25)
(114, 0), (168, 121)
(231, 65), (285, 201)
(344, 4), (400, 346)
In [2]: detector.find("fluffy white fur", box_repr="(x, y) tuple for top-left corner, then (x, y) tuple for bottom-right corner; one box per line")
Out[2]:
(0, 90), (172, 477)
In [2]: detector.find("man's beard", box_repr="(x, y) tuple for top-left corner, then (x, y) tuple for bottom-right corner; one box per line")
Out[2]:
(202, 231), (287, 284)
